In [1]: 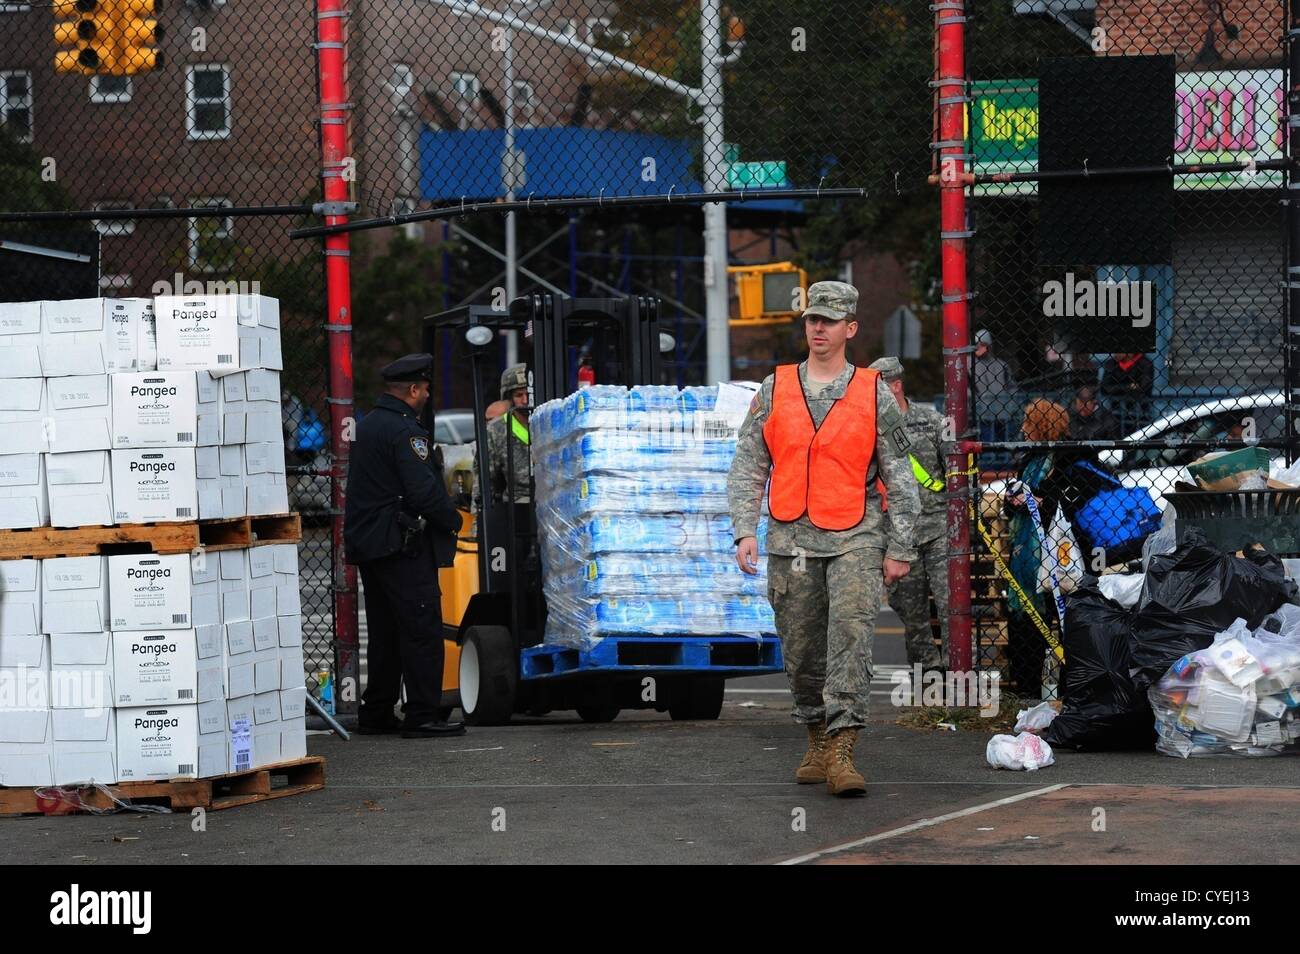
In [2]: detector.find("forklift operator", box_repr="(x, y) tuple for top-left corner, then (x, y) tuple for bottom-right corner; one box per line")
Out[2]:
(344, 353), (466, 739)
(477, 363), (533, 505)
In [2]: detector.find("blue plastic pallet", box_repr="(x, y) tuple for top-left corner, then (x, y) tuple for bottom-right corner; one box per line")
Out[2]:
(520, 635), (783, 681)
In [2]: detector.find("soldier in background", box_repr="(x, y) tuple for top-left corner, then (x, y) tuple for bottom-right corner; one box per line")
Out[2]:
(476, 363), (532, 505)
(870, 357), (950, 673)
(728, 281), (919, 798)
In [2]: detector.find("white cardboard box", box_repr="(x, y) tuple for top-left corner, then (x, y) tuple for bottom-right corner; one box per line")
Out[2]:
(108, 552), (199, 631)
(41, 298), (142, 377)
(154, 295), (281, 374)
(0, 377), (50, 453)
(0, 634), (51, 710)
(279, 646), (304, 690)
(0, 454), (48, 529)
(198, 476), (247, 519)
(0, 302), (44, 377)
(0, 707), (53, 786)
(115, 704), (199, 781)
(278, 613), (302, 649)
(52, 706), (117, 785)
(111, 371), (198, 448)
(49, 631), (113, 710)
(196, 371), (221, 445)
(0, 560), (41, 635)
(42, 555), (109, 634)
(46, 374), (112, 453)
(112, 629), (199, 706)
(197, 696), (227, 777)
(111, 447), (198, 523)
(243, 441), (286, 477)
(46, 450), (114, 528)
(247, 472), (290, 516)
(136, 300), (157, 372)
(225, 695), (256, 773)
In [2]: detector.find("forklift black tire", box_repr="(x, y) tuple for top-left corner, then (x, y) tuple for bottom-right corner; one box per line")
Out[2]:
(668, 677), (725, 721)
(460, 625), (517, 726)
(575, 706), (620, 723)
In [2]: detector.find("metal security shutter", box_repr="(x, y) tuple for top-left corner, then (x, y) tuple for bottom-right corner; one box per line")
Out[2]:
(1171, 229), (1282, 389)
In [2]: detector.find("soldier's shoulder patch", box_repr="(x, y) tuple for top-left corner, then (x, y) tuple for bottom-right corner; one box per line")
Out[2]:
(749, 392), (760, 414)
(409, 436), (430, 460)
(892, 426), (912, 452)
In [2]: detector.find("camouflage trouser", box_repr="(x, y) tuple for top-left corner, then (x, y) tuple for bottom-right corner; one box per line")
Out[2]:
(886, 533), (950, 670)
(767, 547), (883, 734)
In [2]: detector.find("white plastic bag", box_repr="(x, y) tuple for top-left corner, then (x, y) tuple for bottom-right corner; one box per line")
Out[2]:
(1097, 573), (1144, 608)
(1038, 509), (1084, 594)
(1014, 701), (1058, 734)
(986, 732), (1056, 771)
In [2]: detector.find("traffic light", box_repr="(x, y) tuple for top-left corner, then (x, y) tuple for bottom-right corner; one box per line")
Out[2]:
(728, 262), (808, 326)
(53, 0), (110, 74)
(53, 0), (162, 76)
(113, 0), (162, 74)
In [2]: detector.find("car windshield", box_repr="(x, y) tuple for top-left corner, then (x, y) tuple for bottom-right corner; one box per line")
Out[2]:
(1123, 404), (1282, 469)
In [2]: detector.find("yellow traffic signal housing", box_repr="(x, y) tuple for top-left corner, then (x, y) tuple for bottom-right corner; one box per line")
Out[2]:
(53, 0), (109, 74)
(53, 0), (161, 76)
(728, 261), (808, 326)
(114, 0), (162, 75)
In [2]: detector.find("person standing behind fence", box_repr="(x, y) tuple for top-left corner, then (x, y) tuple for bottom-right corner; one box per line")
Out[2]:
(728, 280), (919, 798)
(1003, 398), (1069, 699)
(870, 357), (949, 673)
(973, 329), (1017, 442)
(1069, 385), (1120, 441)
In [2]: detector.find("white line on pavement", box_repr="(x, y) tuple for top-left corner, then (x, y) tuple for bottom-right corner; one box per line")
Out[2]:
(774, 784), (1070, 866)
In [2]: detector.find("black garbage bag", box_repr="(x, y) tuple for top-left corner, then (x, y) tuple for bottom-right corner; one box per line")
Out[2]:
(1042, 584), (1155, 751)
(1129, 527), (1299, 692)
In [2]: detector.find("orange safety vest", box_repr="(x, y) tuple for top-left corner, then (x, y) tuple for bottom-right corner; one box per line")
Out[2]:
(762, 364), (887, 531)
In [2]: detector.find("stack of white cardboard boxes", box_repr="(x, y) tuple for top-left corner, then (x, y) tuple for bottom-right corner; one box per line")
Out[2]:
(0, 294), (287, 528)
(0, 294), (307, 789)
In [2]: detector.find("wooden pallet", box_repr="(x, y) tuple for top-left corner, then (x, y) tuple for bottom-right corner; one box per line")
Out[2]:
(201, 513), (302, 551)
(0, 513), (302, 560)
(0, 756), (325, 817)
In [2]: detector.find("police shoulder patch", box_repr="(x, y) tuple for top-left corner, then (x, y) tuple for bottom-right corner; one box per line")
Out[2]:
(409, 436), (430, 460)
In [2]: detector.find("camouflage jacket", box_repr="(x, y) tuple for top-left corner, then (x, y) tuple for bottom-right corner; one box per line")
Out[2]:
(476, 411), (532, 503)
(900, 399), (948, 545)
(727, 361), (920, 561)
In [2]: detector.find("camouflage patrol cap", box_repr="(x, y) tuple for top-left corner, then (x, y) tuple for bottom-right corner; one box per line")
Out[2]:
(500, 363), (528, 399)
(802, 280), (859, 321)
(868, 356), (904, 380)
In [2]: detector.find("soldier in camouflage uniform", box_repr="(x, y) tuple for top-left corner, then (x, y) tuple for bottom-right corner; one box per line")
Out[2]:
(728, 281), (920, 797)
(475, 363), (532, 505)
(870, 357), (950, 672)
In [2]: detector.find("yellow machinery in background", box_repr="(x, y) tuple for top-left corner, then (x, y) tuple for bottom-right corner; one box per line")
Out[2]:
(728, 261), (807, 326)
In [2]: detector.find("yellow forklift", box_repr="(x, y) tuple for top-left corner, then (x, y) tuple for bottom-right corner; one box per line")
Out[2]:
(425, 294), (783, 725)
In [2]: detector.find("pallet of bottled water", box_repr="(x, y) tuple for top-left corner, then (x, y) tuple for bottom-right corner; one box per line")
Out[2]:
(533, 385), (774, 648)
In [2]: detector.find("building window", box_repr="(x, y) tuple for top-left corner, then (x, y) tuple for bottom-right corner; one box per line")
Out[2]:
(186, 65), (231, 140)
(450, 70), (479, 129)
(90, 75), (132, 104)
(187, 198), (235, 271)
(93, 201), (136, 237)
(0, 71), (32, 143)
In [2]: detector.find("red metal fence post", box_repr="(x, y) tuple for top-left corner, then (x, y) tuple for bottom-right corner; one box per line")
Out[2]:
(316, 0), (359, 716)
(936, 0), (973, 675)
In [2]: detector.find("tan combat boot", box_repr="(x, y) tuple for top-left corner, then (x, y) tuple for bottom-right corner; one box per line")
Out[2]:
(825, 728), (867, 797)
(795, 722), (828, 783)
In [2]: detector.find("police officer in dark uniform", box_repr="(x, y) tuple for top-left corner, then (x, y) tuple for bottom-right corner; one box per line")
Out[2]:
(344, 354), (466, 738)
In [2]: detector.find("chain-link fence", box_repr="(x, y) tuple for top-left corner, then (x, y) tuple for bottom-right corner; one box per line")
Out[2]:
(964, 0), (1297, 700)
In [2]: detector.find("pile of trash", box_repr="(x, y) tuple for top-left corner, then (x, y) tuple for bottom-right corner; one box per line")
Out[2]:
(1043, 526), (1299, 753)
(1150, 608), (1300, 757)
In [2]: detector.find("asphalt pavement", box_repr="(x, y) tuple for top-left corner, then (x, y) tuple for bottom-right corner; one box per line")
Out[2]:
(9, 610), (1300, 865)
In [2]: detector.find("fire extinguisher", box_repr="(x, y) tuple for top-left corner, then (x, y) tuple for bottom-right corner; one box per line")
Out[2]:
(577, 353), (595, 389)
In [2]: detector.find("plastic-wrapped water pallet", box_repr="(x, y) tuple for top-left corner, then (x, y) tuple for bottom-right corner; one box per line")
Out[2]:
(533, 385), (775, 650)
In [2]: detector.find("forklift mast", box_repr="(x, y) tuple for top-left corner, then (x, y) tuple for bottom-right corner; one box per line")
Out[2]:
(421, 295), (665, 644)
